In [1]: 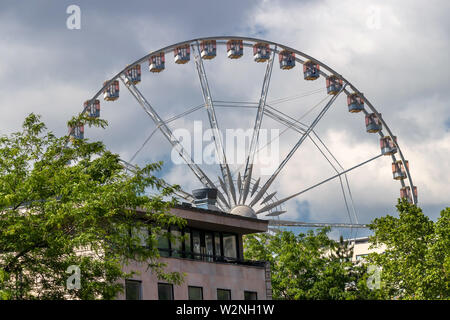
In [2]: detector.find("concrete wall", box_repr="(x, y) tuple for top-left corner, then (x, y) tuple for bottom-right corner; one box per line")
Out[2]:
(117, 257), (268, 300)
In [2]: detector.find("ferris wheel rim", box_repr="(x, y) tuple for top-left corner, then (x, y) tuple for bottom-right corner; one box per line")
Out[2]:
(78, 36), (416, 206)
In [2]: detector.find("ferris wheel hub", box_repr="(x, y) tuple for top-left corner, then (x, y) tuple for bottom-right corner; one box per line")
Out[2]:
(230, 205), (257, 218)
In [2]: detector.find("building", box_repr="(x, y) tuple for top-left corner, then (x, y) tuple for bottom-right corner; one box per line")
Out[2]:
(347, 237), (386, 262)
(116, 191), (272, 300)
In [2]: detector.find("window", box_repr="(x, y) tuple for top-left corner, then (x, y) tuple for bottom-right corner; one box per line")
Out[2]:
(184, 228), (192, 259)
(192, 230), (201, 260)
(244, 291), (257, 300)
(125, 280), (142, 300)
(205, 233), (214, 262)
(223, 233), (237, 259)
(214, 232), (222, 258)
(217, 289), (231, 300)
(155, 226), (239, 262)
(356, 254), (368, 261)
(171, 227), (182, 258)
(188, 286), (203, 300)
(157, 228), (170, 257)
(131, 226), (148, 247)
(158, 283), (174, 300)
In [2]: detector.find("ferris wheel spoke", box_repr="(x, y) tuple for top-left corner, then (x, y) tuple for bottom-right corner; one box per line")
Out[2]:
(192, 41), (237, 207)
(119, 75), (230, 210)
(240, 45), (277, 205)
(250, 83), (348, 207)
(256, 153), (383, 214)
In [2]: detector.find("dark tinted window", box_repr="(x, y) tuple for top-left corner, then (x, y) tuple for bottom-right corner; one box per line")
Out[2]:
(244, 291), (257, 300)
(125, 280), (142, 300)
(188, 286), (203, 300)
(158, 283), (173, 300)
(217, 289), (231, 300)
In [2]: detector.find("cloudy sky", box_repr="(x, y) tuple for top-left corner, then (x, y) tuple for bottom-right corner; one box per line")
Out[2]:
(0, 0), (448, 238)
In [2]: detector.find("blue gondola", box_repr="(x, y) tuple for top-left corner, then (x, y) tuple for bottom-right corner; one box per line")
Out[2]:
(103, 80), (119, 101)
(279, 50), (295, 70)
(365, 113), (382, 133)
(380, 136), (397, 155)
(326, 75), (343, 95)
(227, 39), (243, 59)
(125, 64), (141, 84)
(174, 45), (190, 64)
(149, 52), (165, 73)
(392, 160), (408, 180)
(69, 124), (84, 140)
(400, 186), (417, 203)
(84, 99), (100, 118)
(200, 40), (216, 60)
(253, 43), (270, 62)
(347, 93), (364, 112)
(303, 60), (320, 80)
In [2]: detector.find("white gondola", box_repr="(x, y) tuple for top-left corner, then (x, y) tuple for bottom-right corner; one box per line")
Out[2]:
(174, 45), (190, 64)
(326, 75), (343, 95)
(149, 53), (165, 73)
(69, 124), (84, 141)
(253, 43), (270, 62)
(347, 92), (364, 113)
(125, 64), (141, 84)
(380, 136), (397, 155)
(103, 80), (119, 101)
(392, 160), (408, 180)
(200, 40), (216, 60)
(303, 60), (320, 80)
(400, 186), (417, 203)
(84, 99), (100, 118)
(279, 50), (295, 69)
(365, 113), (382, 133)
(227, 39), (243, 59)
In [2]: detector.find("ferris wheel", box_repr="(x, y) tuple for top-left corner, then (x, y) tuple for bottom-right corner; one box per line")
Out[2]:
(69, 36), (417, 229)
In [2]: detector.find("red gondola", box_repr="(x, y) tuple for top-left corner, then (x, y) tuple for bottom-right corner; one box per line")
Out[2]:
(279, 50), (295, 70)
(346, 93), (364, 113)
(174, 45), (190, 64)
(125, 64), (141, 84)
(253, 43), (270, 62)
(84, 99), (100, 118)
(149, 52), (165, 73)
(303, 60), (320, 80)
(400, 186), (417, 203)
(200, 40), (216, 60)
(326, 75), (343, 95)
(68, 124), (84, 141)
(392, 160), (408, 180)
(365, 113), (382, 133)
(103, 80), (119, 101)
(380, 136), (397, 155)
(227, 39), (243, 59)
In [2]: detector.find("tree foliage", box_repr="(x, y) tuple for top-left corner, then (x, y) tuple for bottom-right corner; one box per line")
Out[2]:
(367, 200), (450, 299)
(244, 228), (377, 299)
(0, 114), (185, 299)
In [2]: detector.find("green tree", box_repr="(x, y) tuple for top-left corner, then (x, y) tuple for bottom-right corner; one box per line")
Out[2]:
(0, 114), (185, 299)
(244, 228), (375, 299)
(367, 200), (450, 299)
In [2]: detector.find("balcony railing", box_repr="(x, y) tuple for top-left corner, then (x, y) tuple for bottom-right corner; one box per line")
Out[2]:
(158, 249), (266, 267)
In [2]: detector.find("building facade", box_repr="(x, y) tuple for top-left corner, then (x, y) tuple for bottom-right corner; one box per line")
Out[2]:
(116, 205), (271, 300)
